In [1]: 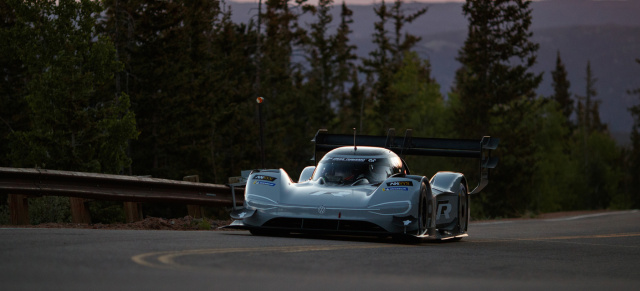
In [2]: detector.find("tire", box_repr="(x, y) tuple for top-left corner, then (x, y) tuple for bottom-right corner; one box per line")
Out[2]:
(417, 183), (429, 236)
(417, 182), (435, 237)
(458, 183), (468, 233)
(393, 182), (434, 244)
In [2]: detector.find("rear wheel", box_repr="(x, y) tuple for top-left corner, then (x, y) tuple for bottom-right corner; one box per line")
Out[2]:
(456, 183), (469, 238)
(417, 187), (428, 236)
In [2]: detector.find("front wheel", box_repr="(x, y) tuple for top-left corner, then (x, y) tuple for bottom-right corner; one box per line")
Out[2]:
(417, 182), (435, 236)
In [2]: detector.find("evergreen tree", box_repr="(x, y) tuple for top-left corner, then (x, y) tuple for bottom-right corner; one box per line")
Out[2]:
(361, 0), (428, 134)
(335, 66), (365, 133)
(102, 0), (184, 177)
(208, 10), (261, 182)
(7, 0), (137, 173)
(333, 1), (358, 104)
(102, 0), (235, 181)
(452, 0), (542, 217)
(360, 1), (391, 134)
(626, 58), (640, 208)
(388, 51), (450, 176)
(301, 0), (339, 129)
(176, 0), (231, 182)
(484, 98), (563, 216)
(301, 0), (359, 136)
(452, 0), (542, 138)
(389, 0), (427, 62)
(389, 52), (444, 137)
(258, 0), (313, 174)
(576, 60), (607, 134)
(571, 61), (620, 210)
(550, 51), (573, 125)
(0, 2), (28, 166)
(332, 2), (360, 132)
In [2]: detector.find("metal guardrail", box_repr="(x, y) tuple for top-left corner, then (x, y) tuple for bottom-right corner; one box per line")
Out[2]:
(0, 167), (245, 224)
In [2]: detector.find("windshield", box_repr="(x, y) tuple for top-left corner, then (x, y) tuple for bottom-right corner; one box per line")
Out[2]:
(312, 157), (397, 186)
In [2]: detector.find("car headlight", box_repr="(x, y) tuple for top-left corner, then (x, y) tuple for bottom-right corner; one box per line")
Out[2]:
(246, 194), (278, 210)
(367, 201), (412, 215)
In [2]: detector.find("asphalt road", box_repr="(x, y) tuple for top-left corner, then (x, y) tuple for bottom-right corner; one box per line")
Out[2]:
(1, 210), (639, 290)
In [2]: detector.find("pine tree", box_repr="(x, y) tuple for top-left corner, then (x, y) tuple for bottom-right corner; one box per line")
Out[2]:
(208, 8), (261, 182)
(453, 0), (542, 138)
(103, 0), (184, 177)
(0, 2), (28, 166)
(389, 0), (427, 62)
(389, 52), (444, 135)
(332, 1), (360, 132)
(301, 0), (359, 135)
(361, 0), (428, 134)
(360, 1), (392, 134)
(550, 51), (573, 125)
(302, 0), (339, 129)
(452, 0), (542, 217)
(257, 0), (313, 173)
(626, 58), (640, 208)
(576, 61), (607, 134)
(176, 0), (229, 182)
(333, 1), (358, 104)
(102, 0), (232, 181)
(573, 60), (620, 210)
(7, 0), (137, 173)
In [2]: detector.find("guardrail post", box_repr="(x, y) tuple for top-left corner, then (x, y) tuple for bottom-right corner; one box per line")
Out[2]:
(70, 197), (91, 224)
(183, 175), (203, 218)
(8, 194), (29, 225)
(124, 202), (143, 222)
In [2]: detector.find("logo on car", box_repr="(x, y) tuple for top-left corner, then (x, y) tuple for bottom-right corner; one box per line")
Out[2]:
(386, 181), (413, 186)
(317, 205), (326, 214)
(254, 175), (277, 182)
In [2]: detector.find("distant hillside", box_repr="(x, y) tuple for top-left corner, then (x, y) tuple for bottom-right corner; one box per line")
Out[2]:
(228, 0), (640, 144)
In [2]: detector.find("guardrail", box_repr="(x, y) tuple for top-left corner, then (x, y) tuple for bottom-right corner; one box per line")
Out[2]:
(0, 167), (245, 225)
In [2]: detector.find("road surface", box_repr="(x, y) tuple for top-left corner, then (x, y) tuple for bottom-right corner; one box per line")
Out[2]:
(1, 210), (638, 290)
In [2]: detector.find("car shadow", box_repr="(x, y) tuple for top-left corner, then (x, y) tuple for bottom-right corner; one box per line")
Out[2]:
(220, 230), (463, 245)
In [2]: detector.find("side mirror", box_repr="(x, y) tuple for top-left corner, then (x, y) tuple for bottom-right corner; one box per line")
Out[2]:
(298, 166), (316, 183)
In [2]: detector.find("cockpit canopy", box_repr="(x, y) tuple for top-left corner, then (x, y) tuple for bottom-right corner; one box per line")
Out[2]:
(312, 146), (404, 185)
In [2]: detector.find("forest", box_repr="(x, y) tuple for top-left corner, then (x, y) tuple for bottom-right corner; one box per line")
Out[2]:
(1, 0), (639, 224)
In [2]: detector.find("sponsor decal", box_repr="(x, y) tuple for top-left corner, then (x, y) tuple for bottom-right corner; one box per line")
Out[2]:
(253, 181), (276, 187)
(254, 175), (277, 182)
(382, 187), (409, 191)
(386, 181), (413, 187)
(325, 157), (376, 162)
(436, 202), (452, 220)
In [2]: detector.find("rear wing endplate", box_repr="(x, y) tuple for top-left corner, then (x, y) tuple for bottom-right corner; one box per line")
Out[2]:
(312, 129), (499, 194)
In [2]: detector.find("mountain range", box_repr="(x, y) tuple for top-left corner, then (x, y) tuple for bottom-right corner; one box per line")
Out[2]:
(227, 0), (640, 145)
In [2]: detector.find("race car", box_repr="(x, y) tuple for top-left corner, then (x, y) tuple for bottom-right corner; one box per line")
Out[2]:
(227, 129), (498, 241)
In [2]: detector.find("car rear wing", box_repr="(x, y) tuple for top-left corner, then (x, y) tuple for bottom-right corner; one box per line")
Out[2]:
(311, 129), (499, 194)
